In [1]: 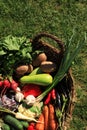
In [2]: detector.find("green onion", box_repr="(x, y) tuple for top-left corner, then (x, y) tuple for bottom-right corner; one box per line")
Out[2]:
(0, 107), (42, 123)
(36, 32), (86, 102)
(0, 107), (15, 115)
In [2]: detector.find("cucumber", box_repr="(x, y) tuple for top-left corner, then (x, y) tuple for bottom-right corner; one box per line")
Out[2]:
(20, 73), (53, 86)
(20, 120), (29, 128)
(29, 67), (43, 76)
(4, 115), (23, 130)
(2, 123), (10, 130)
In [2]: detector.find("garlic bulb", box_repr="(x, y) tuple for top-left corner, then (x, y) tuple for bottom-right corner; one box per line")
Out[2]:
(15, 92), (24, 102)
(25, 95), (36, 106)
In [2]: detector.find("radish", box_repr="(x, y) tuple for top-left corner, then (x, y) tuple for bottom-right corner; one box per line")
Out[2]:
(10, 79), (19, 91)
(0, 79), (10, 96)
(0, 81), (3, 87)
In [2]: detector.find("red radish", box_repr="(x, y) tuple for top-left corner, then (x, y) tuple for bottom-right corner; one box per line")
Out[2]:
(10, 79), (19, 91)
(22, 84), (42, 97)
(0, 81), (3, 87)
(1, 79), (11, 96)
(3, 79), (11, 88)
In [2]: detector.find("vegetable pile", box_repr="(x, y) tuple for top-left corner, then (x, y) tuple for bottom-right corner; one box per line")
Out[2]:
(0, 33), (86, 130)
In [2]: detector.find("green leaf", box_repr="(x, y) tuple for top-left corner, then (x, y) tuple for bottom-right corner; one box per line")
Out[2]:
(0, 49), (6, 55)
(3, 35), (26, 51)
(29, 102), (43, 116)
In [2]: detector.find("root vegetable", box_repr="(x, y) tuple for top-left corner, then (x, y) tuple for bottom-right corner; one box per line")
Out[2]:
(10, 79), (19, 91)
(48, 104), (57, 130)
(33, 53), (47, 67)
(1, 79), (11, 96)
(15, 92), (24, 102)
(43, 105), (49, 130)
(0, 81), (3, 87)
(16, 65), (29, 75)
(28, 64), (33, 73)
(25, 95), (36, 106)
(40, 61), (57, 73)
(16, 64), (33, 76)
(3, 79), (10, 88)
(35, 113), (44, 130)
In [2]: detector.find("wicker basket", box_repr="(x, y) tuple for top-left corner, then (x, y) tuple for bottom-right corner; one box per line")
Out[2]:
(0, 33), (76, 130)
(31, 32), (76, 130)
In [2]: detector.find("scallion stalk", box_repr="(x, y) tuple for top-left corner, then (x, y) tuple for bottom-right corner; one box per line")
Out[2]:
(36, 32), (86, 102)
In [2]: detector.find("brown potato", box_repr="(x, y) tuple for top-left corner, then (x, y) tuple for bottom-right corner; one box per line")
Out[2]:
(27, 64), (33, 73)
(40, 61), (57, 73)
(32, 53), (47, 66)
(16, 65), (29, 75)
(16, 64), (33, 76)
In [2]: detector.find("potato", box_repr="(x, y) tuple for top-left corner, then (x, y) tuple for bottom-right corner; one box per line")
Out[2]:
(40, 61), (57, 73)
(32, 53), (47, 67)
(16, 64), (33, 76)
(27, 64), (33, 73)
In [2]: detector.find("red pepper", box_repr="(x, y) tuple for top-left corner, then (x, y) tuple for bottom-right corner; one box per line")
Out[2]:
(27, 122), (35, 130)
(51, 88), (56, 100)
(22, 84), (42, 97)
(44, 92), (51, 105)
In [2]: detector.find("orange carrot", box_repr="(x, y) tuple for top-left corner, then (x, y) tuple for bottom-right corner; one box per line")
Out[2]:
(43, 105), (49, 130)
(35, 113), (44, 130)
(48, 104), (57, 130)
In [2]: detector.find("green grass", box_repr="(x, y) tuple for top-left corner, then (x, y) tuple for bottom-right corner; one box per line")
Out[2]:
(0, 0), (87, 129)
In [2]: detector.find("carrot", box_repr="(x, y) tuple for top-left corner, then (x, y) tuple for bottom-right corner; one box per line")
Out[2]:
(43, 105), (49, 130)
(35, 113), (44, 130)
(48, 104), (57, 130)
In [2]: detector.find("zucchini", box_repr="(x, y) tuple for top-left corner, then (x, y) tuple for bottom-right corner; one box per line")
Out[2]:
(4, 115), (23, 130)
(20, 74), (53, 86)
(2, 123), (10, 130)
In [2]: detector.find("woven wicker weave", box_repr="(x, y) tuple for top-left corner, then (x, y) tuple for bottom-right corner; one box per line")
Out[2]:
(32, 32), (76, 130)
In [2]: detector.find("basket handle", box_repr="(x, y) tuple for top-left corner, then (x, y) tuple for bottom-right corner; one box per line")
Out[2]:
(32, 32), (65, 53)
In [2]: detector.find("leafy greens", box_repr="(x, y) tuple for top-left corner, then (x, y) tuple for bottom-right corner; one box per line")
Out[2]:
(0, 35), (34, 77)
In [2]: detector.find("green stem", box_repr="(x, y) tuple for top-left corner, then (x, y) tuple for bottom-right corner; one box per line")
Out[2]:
(36, 73), (66, 102)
